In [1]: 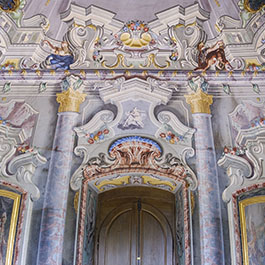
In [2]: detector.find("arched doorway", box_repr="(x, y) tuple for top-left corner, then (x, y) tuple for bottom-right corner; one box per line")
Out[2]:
(95, 187), (175, 265)
(74, 136), (196, 265)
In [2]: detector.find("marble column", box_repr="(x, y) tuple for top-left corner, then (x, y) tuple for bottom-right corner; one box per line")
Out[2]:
(37, 75), (86, 265)
(185, 79), (224, 265)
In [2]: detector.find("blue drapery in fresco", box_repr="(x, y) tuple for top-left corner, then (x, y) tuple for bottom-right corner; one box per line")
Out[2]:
(246, 0), (265, 11)
(0, 0), (17, 11)
(45, 54), (74, 70)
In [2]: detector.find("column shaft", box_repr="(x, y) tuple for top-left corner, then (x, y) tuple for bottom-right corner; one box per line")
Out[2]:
(193, 113), (224, 265)
(37, 112), (78, 265)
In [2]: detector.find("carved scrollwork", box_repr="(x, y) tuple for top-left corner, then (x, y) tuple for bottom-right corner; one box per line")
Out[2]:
(0, 119), (46, 201)
(64, 24), (104, 68)
(168, 23), (207, 68)
(83, 136), (197, 190)
(218, 153), (253, 202)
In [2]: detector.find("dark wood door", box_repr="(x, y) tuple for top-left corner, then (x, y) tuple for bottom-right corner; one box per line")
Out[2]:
(95, 187), (175, 265)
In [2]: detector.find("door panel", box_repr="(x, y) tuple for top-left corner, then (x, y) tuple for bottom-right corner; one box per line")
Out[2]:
(105, 210), (132, 265)
(95, 187), (175, 265)
(141, 211), (166, 265)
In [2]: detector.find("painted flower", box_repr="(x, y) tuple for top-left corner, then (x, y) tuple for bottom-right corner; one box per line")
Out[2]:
(103, 129), (109, 134)
(224, 146), (229, 153)
(143, 27), (149, 32)
(160, 133), (166, 138)
(99, 134), (104, 140)
(169, 138), (175, 144)
(17, 146), (23, 152)
(94, 135), (99, 141)
(166, 135), (171, 141)
(97, 131), (102, 136)
(88, 138), (94, 144)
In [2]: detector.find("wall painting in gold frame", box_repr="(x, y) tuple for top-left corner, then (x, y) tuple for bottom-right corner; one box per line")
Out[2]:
(0, 189), (21, 265)
(239, 196), (265, 265)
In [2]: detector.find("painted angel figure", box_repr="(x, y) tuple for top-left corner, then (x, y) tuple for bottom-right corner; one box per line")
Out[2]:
(195, 40), (233, 71)
(41, 40), (74, 70)
(120, 107), (146, 129)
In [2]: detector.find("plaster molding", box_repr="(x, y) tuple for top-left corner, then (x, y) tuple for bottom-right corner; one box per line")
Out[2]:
(218, 154), (252, 202)
(149, 3), (209, 34)
(72, 110), (115, 190)
(64, 23), (104, 69)
(216, 12), (265, 66)
(156, 111), (195, 147)
(0, 125), (46, 200)
(218, 126), (265, 202)
(61, 4), (123, 34)
(100, 77), (172, 105)
(7, 151), (47, 200)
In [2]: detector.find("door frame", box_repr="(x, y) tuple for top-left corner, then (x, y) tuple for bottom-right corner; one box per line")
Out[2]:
(74, 136), (195, 265)
(76, 176), (192, 265)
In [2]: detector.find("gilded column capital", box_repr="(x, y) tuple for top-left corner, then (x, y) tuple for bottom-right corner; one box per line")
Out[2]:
(185, 75), (213, 114)
(56, 75), (86, 113)
(185, 89), (213, 114)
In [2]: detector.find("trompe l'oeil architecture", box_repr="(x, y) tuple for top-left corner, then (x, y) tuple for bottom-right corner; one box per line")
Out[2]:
(0, 1), (265, 265)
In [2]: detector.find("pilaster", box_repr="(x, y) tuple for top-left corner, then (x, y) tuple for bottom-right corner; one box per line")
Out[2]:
(37, 75), (86, 265)
(185, 76), (224, 265)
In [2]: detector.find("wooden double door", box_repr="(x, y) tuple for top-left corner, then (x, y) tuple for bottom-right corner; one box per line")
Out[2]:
(95, 187), (176, 265)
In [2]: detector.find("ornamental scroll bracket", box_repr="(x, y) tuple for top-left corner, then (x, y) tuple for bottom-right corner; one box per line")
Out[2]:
(218, 126), (265, 202)
(0, 125), (47, 200)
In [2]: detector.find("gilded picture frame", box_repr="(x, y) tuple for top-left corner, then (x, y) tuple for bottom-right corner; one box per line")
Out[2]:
(0, 189), (21, 265)
(239, 196), (265, 265)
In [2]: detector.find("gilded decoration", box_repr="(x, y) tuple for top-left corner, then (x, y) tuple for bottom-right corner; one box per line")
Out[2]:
(94, 175), (130, 191)
(93, 175), (177, 192)
(119, 21), (151, 48)
(142, 175), (177, 191)
(56, 75), (86, 113)
(56, 87), (86, 113)
(239, 196), (265, 265)
(185, 89), (213, 114)
(0, 190), (21, 265)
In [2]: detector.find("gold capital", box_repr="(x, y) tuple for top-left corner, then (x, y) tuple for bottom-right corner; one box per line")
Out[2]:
(56, 87), (86, 113)
(184, 89), (213, 114)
